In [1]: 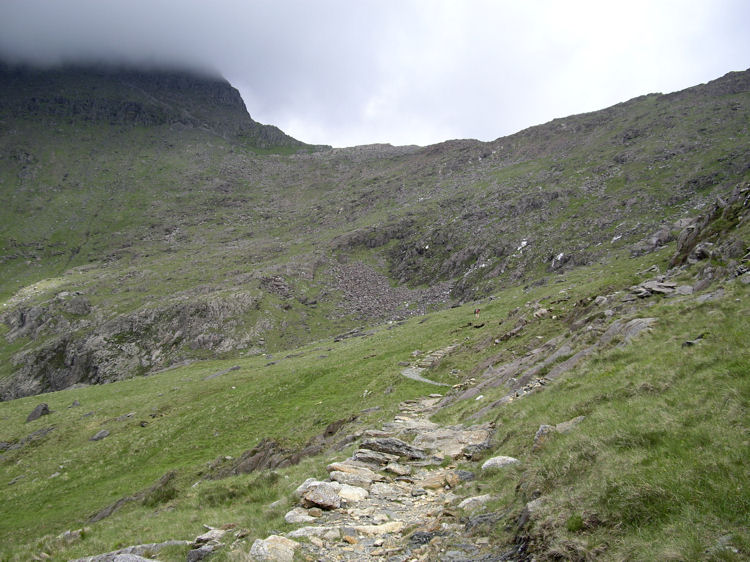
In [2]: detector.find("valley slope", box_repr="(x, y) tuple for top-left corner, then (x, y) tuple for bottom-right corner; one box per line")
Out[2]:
(0, 63), (748, 561)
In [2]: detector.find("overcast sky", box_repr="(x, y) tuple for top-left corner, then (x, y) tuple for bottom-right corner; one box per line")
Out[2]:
(1, 0), (748, 147)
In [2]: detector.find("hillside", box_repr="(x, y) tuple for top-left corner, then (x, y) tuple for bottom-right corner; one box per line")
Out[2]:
(0, 64), (748, 561)
(1, 65), (748, 401)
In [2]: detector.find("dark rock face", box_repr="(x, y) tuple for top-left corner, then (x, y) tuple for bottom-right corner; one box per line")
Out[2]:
(25, 403), (50, 422)
(0, 63), (311, 149)
(360, 437), (427, 460)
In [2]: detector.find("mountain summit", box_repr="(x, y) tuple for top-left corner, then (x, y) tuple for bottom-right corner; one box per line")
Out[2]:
(0, 62), (321, 149)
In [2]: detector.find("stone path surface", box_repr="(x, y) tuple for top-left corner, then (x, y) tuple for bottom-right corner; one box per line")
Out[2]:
(399, 344), (459, 387)
(251, 394), (496, 561)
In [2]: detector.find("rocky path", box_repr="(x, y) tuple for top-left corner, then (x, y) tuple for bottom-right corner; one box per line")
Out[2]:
(398, 345), (459, 387)
(250, 394), (496, 561)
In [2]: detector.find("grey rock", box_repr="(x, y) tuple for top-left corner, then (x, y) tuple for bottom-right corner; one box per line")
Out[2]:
(360, 437), (427, 460)
(533, 424), (555, 449)
(285, 507), (316, 524)
(458, 494), (493, 511)
(249, 535), (299, 561)
(352, 448), (399, 465)
(301, 482), (341, 510)
(456, 470), (476, 481)
(70, 540), (190, 562)
(186, 545), (215, 562)
(90, 429), (110, 441)
(25, 403), (50, 422)
(481, 456), (520, 470)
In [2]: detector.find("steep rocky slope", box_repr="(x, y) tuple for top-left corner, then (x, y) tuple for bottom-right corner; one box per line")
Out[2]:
(0, 65), (748, 400)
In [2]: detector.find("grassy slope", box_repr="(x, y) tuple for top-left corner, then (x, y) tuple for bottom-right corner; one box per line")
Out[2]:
(1, 241), (748, 560)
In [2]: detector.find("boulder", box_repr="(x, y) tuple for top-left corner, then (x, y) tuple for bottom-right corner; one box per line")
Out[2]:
(458, 494), (493, 511)
(90, 429), (110, 441)
(329, 470), (374, 489)
(481, 456), (520, 470)
(337, 484), (369, 503)
(284, 507), (316, 524)
(352, 448), (399, 465)
(26, 403), (50, 422)
(249, 535), (299, 561)
(360, 437), (426, 460)
(301, 482), (341, 510)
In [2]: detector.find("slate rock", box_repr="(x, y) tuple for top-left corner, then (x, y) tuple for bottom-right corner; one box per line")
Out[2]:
(360, 437), (427, 460)
(90, 429), (110, 441)
(456, 470), (476, 481)
(26, 403), (50, 423)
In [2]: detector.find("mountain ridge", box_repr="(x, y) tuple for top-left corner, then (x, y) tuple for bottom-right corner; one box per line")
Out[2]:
(0, 65), (748, 401)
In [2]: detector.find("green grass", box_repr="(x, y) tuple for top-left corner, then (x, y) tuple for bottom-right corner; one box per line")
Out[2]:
(1, 246), (747, 560)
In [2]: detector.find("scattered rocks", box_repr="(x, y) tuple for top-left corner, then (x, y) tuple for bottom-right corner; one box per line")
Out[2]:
(90, 430), (109, 441)
(628, 278), (677, 299)
(273, 395), (501, 560)
(25, 403), (50, 422)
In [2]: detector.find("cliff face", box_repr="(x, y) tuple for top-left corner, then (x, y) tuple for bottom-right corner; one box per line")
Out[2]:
(0, 63), (311, 148)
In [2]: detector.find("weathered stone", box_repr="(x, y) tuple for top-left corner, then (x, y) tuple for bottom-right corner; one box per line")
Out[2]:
(533, 424), (555, 449)
(301, 482), (341, 510)
(249, 535), (299, 562)
(556, 415), (585, 433)
(287, 526), (341, 540)
(337, 484), (369, 503)
(481, 456), (520, 470)
(384, 462), (411, 476)
(370, 481), (407, 498)
(329, 470), (374, 489)
(193, 528), (226, 545)
(284, 507), (316, 524)
(353, 521), (405, 536)
(458, 494), (493, 511)
(70, 541), (190, 562)
(456, 470), (475, 481)
(352, 448), (399, 465)
(327, 461), (383, 481)
(90, 429), (109, 441)
(419, 471), (451, 490)
(360, 437), (427, 460)
(187, 545), (215, 562)
(26, 403), (50, 422)
(293, 478), (318, 497)
(411, 425), (492, 459)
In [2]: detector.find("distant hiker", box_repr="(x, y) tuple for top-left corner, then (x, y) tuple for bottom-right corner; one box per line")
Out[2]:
(474, 308), (481, 318)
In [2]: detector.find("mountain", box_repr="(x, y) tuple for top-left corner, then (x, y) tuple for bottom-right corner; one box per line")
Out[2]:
(1, 65), (748, 400)
(0, 64), (748, 561)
